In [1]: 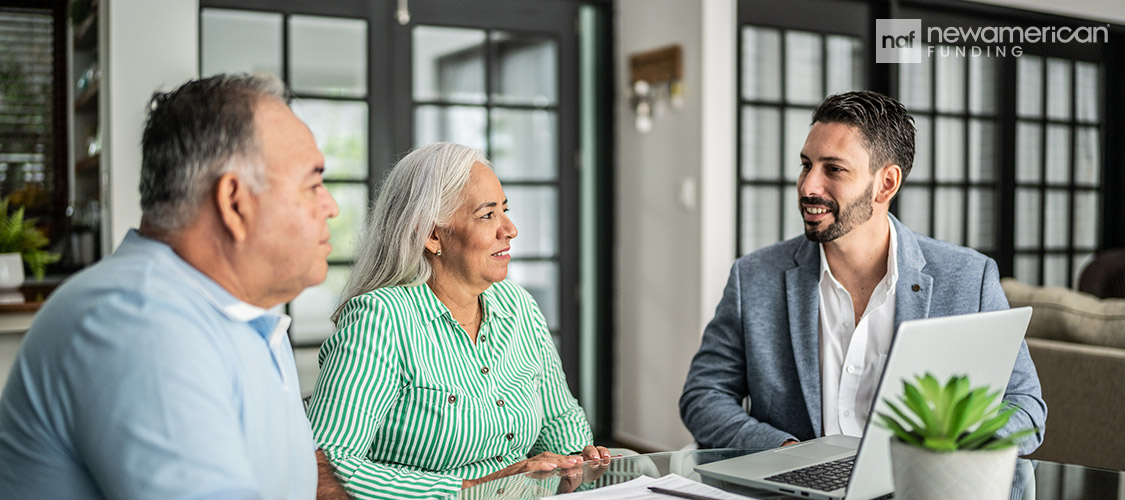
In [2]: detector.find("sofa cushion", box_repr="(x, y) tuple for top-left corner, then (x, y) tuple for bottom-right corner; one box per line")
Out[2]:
(1001, 278), (1125, 349)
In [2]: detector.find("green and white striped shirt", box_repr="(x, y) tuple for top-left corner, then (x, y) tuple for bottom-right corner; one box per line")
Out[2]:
(307, 280), (592, 499)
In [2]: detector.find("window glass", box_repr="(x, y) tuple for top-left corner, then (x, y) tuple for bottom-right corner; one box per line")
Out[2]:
(935, 48), (965, 113)
(201, 9), (282, 78)
(934, 118), (964, 181)
(897, 187), (931, 237)
(490, 109), (557, 181)
(490, 31), (557, 106)
(933, 188), (964, 245)
(784, 31), (822, 105)
(1017, 56), (1043, 118)
(413, 26), (486, 104)
(507, 261), (559, 330)
(289, 265), (350, 344)
(1015, 123), (1041, 183)
(414, 105), (487, 151)
(289, 15), (367, 97)
(292, 99), (369, 180)
(741, 186), (780, 252)
(1046, 58), (1072, 121)
(1015, 188), (1041, 250)
(504, 186), (557, 259)
(968, 188), (994, 251)
(324, 183), (367, 262)
(741, 106), (781, 180)
(742, 27), (781, 101)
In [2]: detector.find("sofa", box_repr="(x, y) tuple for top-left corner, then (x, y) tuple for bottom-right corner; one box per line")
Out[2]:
(1001, 278), (1125, 471)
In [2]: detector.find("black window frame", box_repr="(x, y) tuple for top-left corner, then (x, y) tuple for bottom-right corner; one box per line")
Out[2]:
(735, 0), (1124, 289)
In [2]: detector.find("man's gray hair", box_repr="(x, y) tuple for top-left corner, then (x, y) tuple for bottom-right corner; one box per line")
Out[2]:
(333, 142), (487, 323)
(139, 74), (290, 232)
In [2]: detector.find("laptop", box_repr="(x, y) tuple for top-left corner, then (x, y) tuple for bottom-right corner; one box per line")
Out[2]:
(694, 307), (1033, 500)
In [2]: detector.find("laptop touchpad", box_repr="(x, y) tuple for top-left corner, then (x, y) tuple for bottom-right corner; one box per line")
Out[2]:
(776, 443), (854, 459)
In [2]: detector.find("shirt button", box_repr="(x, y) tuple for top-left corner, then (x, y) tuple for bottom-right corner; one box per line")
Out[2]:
(448, 395), (457, 404)
(846, 366), (856, 374)
(496, 456), (504, 462)
(480, 335), (486, 342)
(496, 399), (505, 407)
(843, 409), (851, 417)
(481, 366), (490, 375)
(506, 432), (515, 440)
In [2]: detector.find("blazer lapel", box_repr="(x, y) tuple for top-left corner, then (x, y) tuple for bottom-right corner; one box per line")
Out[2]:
(892, 215), (934, 332)
(785, 239), (823, 437)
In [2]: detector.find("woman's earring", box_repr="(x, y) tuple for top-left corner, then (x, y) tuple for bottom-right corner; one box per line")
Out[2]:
(435, 249), (442, 256)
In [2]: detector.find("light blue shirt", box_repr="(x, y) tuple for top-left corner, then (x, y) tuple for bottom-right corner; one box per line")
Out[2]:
(0, 230), (316, 499)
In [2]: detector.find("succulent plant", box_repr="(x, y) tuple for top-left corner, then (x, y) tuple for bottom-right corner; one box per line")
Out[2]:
(877, 373), (1036, 452)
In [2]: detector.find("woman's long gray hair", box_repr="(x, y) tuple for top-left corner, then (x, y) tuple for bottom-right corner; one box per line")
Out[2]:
(332, 142), (488, 323)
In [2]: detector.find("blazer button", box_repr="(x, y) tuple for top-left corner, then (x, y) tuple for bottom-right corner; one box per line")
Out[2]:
(481, 366), (490, 375)
(506, 432), (515, 440)
(448, 394), (457, 404)
(496, 399), (505, 407)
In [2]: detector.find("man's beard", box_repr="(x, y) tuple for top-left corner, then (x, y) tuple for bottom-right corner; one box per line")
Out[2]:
(802, 182), (875, 243)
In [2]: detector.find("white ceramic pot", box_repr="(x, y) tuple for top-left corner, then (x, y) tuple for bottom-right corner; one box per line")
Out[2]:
(890, 439), (1017, 500)
(0, 252), (23, 289)
(0, 252), (24, 303)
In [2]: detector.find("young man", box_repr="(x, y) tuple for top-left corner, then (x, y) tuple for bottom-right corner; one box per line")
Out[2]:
(680, 91), (1046, 454)
(0, 75), (347, 498)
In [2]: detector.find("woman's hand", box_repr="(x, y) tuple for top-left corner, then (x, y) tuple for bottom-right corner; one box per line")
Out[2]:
(581, 445), (612, 463)
(462, 452), (581, 489)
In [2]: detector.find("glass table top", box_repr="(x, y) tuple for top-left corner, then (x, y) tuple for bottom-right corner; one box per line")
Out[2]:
(460, 448), (1125, 499)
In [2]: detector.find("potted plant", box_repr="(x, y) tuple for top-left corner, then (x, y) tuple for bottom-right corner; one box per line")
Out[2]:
(0, 197), (61, 295)
(877, 373), (1036, 500)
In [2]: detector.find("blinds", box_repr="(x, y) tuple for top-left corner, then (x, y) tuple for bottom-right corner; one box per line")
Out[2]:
(0, 8), (55, 213)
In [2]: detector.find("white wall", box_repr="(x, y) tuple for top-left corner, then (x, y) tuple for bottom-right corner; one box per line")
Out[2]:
(103, 0), (198, 250)
(614, 0), (735, 451)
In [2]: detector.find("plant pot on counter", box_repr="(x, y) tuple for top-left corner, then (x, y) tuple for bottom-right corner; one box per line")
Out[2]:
(890, 439), (1017, 500)
(0, 253), (24, 304)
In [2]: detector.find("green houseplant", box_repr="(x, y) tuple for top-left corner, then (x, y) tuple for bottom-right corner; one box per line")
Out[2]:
(877, 373), (1036, 500)
(0, 197), (61, 281)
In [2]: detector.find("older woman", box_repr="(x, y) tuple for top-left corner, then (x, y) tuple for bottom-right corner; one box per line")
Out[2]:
(307, 143), (608, 499)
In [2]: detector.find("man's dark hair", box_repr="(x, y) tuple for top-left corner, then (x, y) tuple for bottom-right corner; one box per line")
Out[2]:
(139, 74), (290, 232)
(811, 91), (915, 179)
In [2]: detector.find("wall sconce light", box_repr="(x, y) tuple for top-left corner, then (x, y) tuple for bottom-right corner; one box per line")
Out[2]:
(629, 44), (683, 133)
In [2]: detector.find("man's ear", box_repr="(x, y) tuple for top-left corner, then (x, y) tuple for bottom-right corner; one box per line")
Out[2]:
(215, 173), (253, 242)
(874, 164), (902, 204)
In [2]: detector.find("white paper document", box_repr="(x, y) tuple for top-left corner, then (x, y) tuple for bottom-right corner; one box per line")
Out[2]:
(541, 473), (761, 500)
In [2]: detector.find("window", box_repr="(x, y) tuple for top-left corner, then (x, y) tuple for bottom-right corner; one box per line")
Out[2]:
(394, 0), (584, 397)
(199, 2), (614, 436)
(201, 8), (372, 345)
(1012, 56), (1101, 287)
(736, 0), (1118, 291)
(736, 1), (869, 255)
(896, 47), (1000, 254)
(411, 25), (565, 340)
(0, 3), (66, 254)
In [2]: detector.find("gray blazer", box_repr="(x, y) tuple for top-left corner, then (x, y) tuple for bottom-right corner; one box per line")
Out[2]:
(679, 215), (1046, 455)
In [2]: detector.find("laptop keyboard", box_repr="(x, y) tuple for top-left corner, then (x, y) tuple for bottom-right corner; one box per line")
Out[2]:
(765, 455), (855, 492)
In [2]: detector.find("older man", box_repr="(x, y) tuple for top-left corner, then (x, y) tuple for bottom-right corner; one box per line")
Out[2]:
(681, 91), (1046, 455)
(0, 75), (346, 498)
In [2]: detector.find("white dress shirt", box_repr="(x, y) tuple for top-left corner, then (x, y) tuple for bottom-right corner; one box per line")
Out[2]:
(818, 216), (899, 437)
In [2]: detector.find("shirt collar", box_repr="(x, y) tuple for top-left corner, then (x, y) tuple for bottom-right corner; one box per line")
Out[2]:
(120, 230), (289, 339)
(409, 282), (516, 325)
(818, 214), (900, 292)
